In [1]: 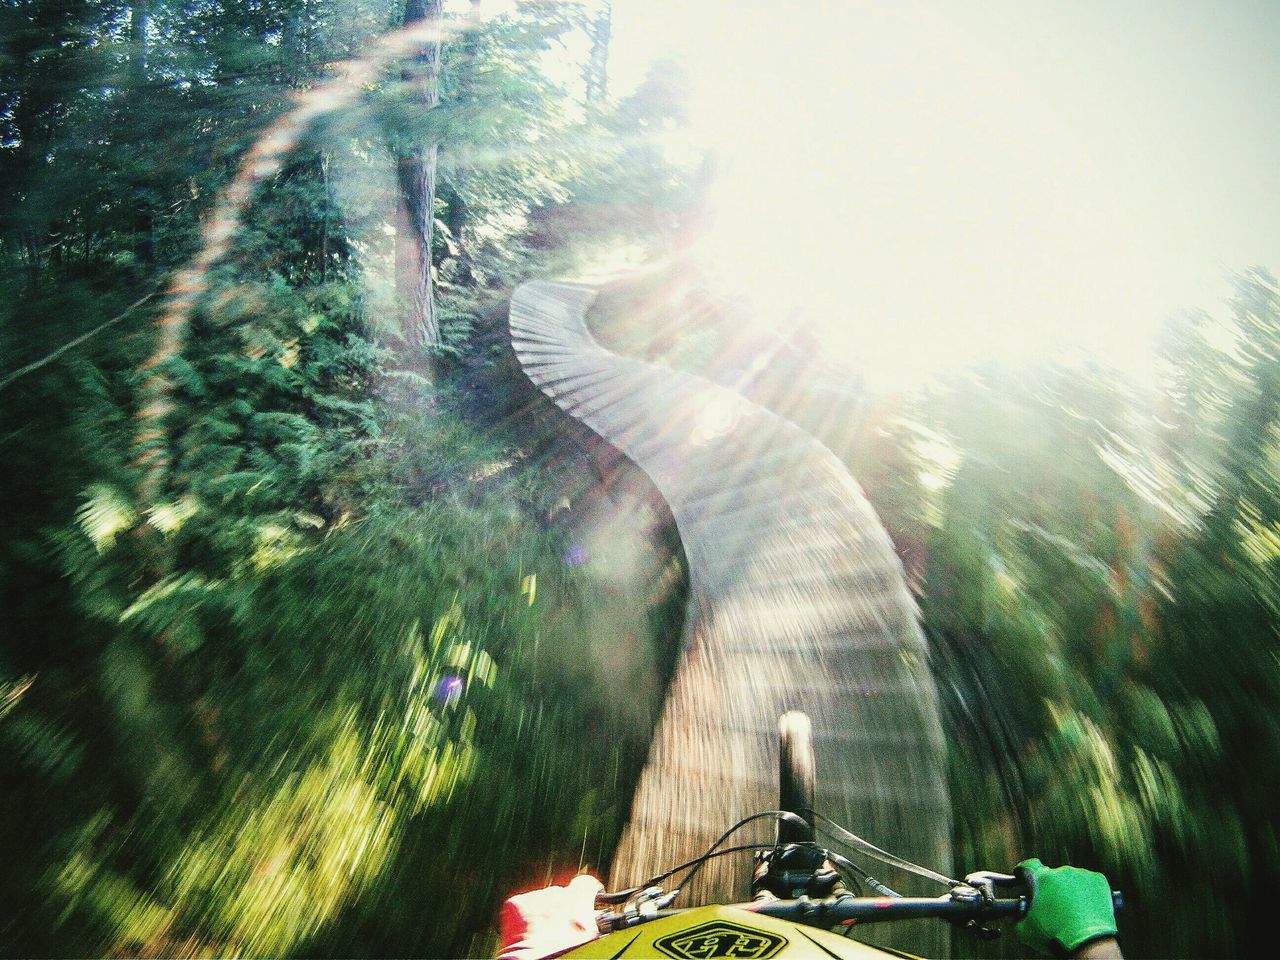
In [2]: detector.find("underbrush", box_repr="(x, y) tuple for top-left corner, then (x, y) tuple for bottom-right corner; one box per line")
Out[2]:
(2, 314), (686, 957)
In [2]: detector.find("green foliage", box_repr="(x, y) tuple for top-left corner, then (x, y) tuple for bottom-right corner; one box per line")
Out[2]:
(1, 3), (695, 957)
(863, 271), (1280, 958)
(7, 378), (676, 957)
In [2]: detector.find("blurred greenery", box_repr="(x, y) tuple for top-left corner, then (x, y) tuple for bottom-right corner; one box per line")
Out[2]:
(844, 271), (1280, 959)
(2, 2), (691, 956)
(2, 1), (1278, 958)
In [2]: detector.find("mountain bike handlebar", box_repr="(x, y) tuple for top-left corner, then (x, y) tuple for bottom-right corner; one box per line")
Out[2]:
(750, 893), (1027, 925)
(754, 889), (1121, 924)
(592, 715), (1123, 943)
(596, 882), (1124, 934)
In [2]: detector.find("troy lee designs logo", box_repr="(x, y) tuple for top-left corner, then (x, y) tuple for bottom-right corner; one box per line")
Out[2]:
(653, 921), (788, 959)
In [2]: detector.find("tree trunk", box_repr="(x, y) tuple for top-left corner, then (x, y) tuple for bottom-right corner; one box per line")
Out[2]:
(584, 2), (611, 104)
(440, 0), (481, 286)
(128, 2), (155, 264)
(394, 0), (443, 354)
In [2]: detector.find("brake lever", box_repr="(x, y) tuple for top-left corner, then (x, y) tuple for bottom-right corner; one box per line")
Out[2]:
(595, 886), (639, 906)
(597, 886), (681, 933)
(947, 871), (1022, 941)
(962, 871), (1019, 896)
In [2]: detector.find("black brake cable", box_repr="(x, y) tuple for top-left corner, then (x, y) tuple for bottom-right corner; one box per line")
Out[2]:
(599, 843), (778, 904)
(814, 812), (958, 888)
(604, 809), (953, 909)
(661, 811), (811, 905)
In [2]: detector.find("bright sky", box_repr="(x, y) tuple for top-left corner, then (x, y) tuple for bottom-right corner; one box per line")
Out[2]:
(604, 0), (1280, 385)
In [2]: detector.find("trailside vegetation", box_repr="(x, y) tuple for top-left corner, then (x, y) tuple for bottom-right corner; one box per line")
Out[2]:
(861, 271), (1280, 960)
(2, 1), (691, 956)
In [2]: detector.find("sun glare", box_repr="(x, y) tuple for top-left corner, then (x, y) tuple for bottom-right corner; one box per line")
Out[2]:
(606, 0), (1280, 389)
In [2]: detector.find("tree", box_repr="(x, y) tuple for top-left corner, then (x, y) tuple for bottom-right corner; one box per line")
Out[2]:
(394, 0), (443, 355)
(583, 1), (612, 105)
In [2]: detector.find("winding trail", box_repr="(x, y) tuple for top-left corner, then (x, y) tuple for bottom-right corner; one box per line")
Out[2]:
(511, 280), (953, 956)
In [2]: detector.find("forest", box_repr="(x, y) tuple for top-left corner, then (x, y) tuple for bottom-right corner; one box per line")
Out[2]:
(2, 1), (1278, 958)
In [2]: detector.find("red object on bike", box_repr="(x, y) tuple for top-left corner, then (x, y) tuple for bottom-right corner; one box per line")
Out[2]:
(498, 874), (603, 960)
